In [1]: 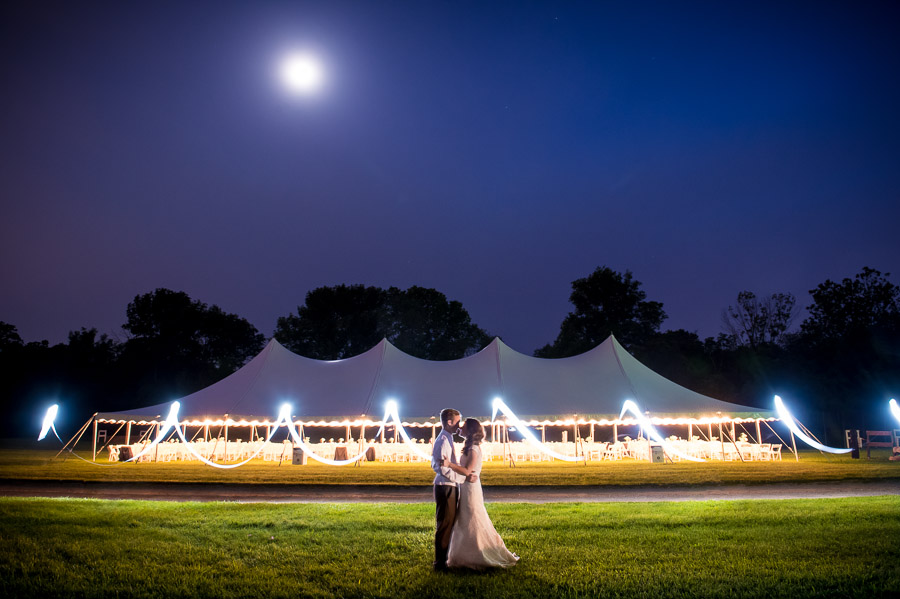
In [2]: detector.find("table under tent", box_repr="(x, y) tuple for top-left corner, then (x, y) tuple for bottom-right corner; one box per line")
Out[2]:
(69, 335), (795, 465)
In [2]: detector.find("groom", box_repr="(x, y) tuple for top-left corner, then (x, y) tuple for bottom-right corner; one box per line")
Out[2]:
(431, 408), (477, 571)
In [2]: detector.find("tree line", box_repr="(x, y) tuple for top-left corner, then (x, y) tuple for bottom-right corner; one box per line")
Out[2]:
(1, 266), (898, 442)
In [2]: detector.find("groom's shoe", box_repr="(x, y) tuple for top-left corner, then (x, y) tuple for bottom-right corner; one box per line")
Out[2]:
(433, 562), (449, 573)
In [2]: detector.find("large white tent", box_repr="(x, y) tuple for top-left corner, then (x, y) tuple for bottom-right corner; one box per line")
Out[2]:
(100, 335), (768, 423)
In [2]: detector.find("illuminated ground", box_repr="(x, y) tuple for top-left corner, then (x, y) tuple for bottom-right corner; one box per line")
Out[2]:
(0, 447), (897, 487)
(1, 497), (898, 598)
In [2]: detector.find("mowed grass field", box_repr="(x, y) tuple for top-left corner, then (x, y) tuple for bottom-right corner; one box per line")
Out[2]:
(1, 496), (898, 599)
(1, 446), (898, 486)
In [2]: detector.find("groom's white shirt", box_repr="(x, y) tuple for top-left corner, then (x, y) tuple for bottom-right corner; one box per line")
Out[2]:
(432, 429), (466, 486)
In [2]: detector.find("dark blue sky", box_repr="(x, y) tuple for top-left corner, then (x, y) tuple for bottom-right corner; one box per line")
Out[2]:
(2, 1), (898, 354)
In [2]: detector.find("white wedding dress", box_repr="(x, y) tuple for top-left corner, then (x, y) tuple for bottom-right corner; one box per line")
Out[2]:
(447, 446), (519, 569)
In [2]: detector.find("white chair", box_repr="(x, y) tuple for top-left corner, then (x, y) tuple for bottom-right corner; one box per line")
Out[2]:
(768, 443), (783, 461)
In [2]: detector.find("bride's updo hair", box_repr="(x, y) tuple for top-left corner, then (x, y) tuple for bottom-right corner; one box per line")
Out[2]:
(462, 418), (485, 456)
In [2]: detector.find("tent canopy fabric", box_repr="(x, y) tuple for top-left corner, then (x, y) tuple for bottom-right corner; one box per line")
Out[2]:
(102, 336), (769, 422)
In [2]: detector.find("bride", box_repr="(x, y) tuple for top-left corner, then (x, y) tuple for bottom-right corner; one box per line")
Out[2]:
(441, 417), (519, 569)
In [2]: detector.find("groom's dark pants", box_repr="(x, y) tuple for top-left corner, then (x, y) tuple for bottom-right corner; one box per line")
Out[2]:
(434, 484), (459, 569)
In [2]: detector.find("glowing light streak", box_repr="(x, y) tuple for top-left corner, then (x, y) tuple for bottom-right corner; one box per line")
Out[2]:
(773, 395), (852, 454)
(126, 402), (182, 462)
(618, 400), (705, 462)
(492, 397), (583, 462)
(382, 400), (433, 461)
(889, 399), (900, 425)
(283, 404), (391, 466)
(38, 404), (60, 441)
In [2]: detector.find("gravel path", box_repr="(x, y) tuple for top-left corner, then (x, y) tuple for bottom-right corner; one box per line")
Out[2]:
(1, 478), (898, 503)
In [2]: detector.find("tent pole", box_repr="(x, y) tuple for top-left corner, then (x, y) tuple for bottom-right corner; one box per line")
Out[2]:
(725, 421), (746, 463)
(761, 420), (794, 459)
(92, 419), (98, 462)
(613, 423), (618, 443)
(719, 422), (725, 460)
(156, 422), (163, 462)
(55, 414), (94, 460)
(126, 421), (132, 445)
(755, 419), (762, 444)
(97, 422), (126, 458)
(204, 424), (209, 442)
(688, 423), (693, 440)
(590, 422), (594, 443)
(790, 428), (799, 462)
(708, 423), (713, 441)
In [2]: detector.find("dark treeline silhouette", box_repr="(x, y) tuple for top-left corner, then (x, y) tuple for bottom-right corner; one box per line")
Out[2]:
(537, 266), (900, 442)
(1, 267), (898, 443)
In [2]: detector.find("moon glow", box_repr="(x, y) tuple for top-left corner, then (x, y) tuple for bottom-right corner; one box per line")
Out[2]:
(280, 53), (324, 95)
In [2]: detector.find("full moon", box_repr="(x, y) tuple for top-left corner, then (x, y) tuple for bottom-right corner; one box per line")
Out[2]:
(280, 53), (324, 95)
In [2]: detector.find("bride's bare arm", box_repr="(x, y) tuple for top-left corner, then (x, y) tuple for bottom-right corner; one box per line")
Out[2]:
(440, 458), (478, 482)
(441, 459), (471, 476)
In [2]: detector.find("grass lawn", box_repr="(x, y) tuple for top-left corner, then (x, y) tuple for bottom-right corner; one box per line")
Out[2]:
(0, 446), (898, 487)
(1, 496), (898, 598)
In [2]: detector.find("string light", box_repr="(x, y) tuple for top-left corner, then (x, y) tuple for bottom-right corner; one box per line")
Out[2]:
(773, 395), (852, 454)
(618, 400), (705, 463)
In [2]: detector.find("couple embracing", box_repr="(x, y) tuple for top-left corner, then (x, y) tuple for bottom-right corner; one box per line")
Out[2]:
(431, 408), (519, 571)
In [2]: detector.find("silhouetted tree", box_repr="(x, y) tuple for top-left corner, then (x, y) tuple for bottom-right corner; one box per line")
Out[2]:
(274, 285), (490, 360)
(275, 284), (386, 359)
(0, 321), (23, 352)
(117, 288), (264, 406)
(800, 267), (900, 344)
(721, 291), (798, 349)
(535, 266), (666, 357)
(384, 286), (491, 360)
(791, 267), (900, 436)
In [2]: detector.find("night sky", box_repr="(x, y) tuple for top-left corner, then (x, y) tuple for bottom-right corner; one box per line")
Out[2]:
(2, 1), (898, 354)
